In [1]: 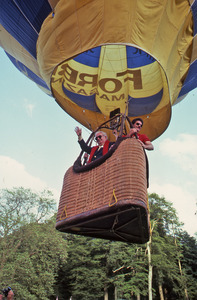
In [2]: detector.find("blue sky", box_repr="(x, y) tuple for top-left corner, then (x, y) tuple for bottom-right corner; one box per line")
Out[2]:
(0, 48), (196, 237)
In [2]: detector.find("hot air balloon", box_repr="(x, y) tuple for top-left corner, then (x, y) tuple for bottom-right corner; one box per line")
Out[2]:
(1, 0), (197, 243)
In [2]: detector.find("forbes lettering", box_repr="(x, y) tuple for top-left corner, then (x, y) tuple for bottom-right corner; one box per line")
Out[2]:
(57, 63), (142, 93)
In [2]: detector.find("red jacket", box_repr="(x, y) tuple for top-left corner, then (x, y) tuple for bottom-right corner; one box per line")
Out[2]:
(88, 140), (110, 163)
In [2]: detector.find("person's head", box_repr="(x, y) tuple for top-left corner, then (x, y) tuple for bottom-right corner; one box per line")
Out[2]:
(131, 118), (143, 133)
(7, 290), (14, 300)
(1, 287), (13, 300)
(95, 131), (108, 146)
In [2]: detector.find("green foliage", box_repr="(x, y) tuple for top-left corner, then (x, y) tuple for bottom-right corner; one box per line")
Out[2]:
(0, 188), (197, 299)
(149, 192), (182, 236)
(108, 242), (148, 299)
(59, 235), (111, 300)
(149, 193), (197, 300)
(178, 231), (197, 299)
(0, 187), (56, 238)
(0, 188), (67, 299)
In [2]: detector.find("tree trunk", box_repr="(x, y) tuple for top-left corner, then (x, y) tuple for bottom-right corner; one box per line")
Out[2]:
(172, 223), (189, 300)
(147, 239), (153, 300)
(104, 286), (108, 300)
(147, 219), (158, 300)
(114, 286), (117, 300)
(158, 284), (164, 300)
(137, 293), (141, 300)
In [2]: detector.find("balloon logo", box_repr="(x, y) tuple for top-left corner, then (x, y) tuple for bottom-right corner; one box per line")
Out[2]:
(1, 0), (196, 140)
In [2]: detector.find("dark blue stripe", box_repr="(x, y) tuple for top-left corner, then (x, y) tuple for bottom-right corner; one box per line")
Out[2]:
(73, 45), (155, 69)
(126, 46), (155, 68)
(62, 83), (162, 116)
(73, 47), (101, 67)
(0, 0), (51, 58)
(128, 89), (163, 116)
(191, 0), (197, 35)
(179, 60), (197, 97)
(6, 52), (51, 92)
(62, 85), (100, 112)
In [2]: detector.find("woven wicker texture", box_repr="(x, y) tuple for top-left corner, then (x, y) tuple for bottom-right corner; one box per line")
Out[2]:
(56, 138), (147, 223)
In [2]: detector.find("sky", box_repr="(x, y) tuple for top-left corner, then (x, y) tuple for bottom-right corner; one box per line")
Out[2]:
(0, 48), (196, 237)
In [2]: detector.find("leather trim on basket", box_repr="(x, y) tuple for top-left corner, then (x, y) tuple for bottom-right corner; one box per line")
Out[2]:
(73, 136), (126, 173)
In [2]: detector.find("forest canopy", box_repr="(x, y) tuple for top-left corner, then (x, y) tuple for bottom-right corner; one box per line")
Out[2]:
(0, 188), (196, 300)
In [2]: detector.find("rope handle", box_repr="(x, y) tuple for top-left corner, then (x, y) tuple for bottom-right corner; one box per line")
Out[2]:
(109, 189), (118, 207)
(60, 205), (67, 220)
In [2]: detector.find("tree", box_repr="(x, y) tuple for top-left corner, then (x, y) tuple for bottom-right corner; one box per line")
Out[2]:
(178, 231), (197, 299)
(108, 242), (148, 300)
(61, 235), (112, 300)
(0, 187), (67, 299)
(148, 193), (196, 300)
(0, 187), (56, 238)
(57, 193), (197, 300)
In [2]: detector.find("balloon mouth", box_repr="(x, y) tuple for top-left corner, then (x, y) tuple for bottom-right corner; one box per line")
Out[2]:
(51, 44), (169, 119)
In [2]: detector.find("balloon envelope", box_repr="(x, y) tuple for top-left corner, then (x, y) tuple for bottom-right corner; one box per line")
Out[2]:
(1, 0), (197, 140)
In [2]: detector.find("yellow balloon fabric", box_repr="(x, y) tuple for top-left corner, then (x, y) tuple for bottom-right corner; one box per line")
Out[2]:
(36, 0), (193, 141)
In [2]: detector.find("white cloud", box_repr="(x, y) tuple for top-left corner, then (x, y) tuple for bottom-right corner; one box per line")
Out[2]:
(148, 182), (197, 237)
(24, 99), (35, 118)
(0, 156), (59, 202)
(159, 134), (197, 176)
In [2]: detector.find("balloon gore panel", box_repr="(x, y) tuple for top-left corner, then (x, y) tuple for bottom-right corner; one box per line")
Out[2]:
(51, 45), (165, 117)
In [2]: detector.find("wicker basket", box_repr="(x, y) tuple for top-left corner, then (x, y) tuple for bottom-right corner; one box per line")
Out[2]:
(56, 138), (150, 243)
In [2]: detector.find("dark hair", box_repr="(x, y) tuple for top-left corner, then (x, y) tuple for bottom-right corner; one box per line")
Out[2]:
(131, 118), (143, 126)
(2, 287), (12, 297)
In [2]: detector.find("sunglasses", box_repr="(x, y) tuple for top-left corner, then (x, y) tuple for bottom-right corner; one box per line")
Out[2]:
(135, 122), (142, 127)
(95, 135), (103, 141)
